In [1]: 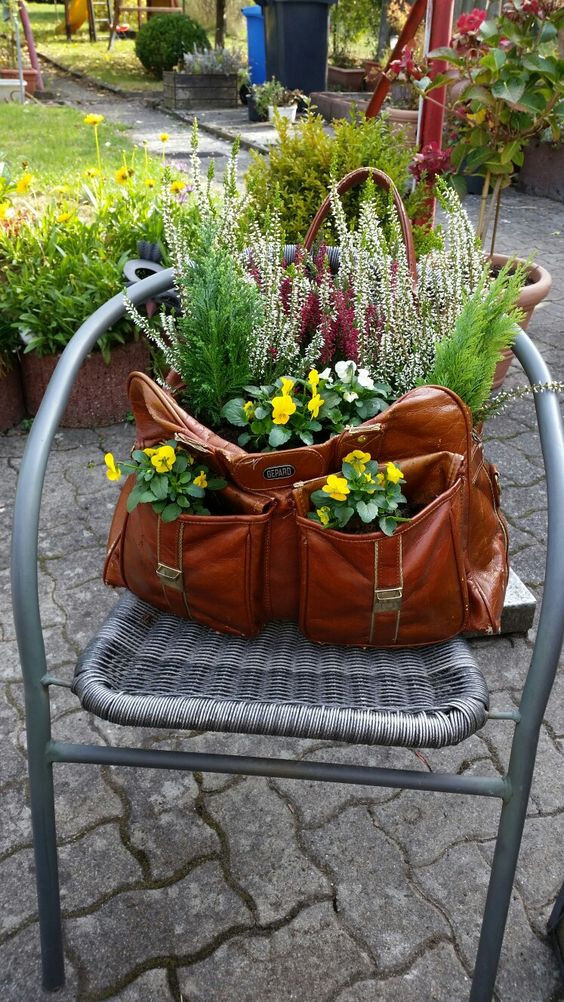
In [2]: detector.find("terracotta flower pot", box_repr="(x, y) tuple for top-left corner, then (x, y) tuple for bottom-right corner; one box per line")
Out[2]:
(0, 67), (39, 96)
(384, 107), (418, 142)
(0, 359), (25, 432)
(21, 339), (150, 428)
(489, 254), (552, 391)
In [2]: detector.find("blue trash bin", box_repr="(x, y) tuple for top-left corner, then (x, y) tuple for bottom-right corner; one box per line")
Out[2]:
(241, 5), (267, 85)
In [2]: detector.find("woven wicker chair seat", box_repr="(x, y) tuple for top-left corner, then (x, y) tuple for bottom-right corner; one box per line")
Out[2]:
(72, 591), (489, 748)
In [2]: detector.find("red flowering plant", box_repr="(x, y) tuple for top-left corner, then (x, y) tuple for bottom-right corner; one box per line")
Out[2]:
(387, 0), (564, 252)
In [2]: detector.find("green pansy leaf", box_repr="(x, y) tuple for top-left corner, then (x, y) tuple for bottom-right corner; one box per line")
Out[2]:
(310, 489), (329, 507)
(335, 505), (355, 527)
(243, 385), (262, 396)
(357, 501), (378, 523)
(151, 475), (169, 500)
(254, 406), (268, 420)
(131, 449), (146, 463)
(299, 430), (314, 445)
(186, 484), (205, 497)
(238, 432), (252, 447)
(151, 500), (167, 514)
(160, 503), (182, 523)
(176, 496), (190, 507)
(140, 490), (156, 503)
(379, 516), (398, 536)
(221, 398), (248, 427)
(126, 483), (147, 512)
(174, 453), (189, 474)
(207, 478), (228, 490)
(268, 425), (292, 448)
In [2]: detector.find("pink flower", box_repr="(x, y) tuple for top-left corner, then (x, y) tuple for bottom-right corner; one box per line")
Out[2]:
(455, 8), (487, 34)
(387, 47), (423, 81)
(409, 142), (453, 182)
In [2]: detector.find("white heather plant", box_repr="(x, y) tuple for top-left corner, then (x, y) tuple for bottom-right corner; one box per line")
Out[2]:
(124, 131), (525, 435)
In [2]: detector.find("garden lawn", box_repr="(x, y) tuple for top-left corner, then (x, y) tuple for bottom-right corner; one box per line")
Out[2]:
(27, 2), (158, 91)
(0, 103), (153, 188)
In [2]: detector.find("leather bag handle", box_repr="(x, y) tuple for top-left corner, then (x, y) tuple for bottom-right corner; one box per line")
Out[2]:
(303, 167), (417, 281)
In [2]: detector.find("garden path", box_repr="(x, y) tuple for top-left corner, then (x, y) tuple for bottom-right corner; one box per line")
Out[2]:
(40, 68), (258, 176)
(1, 176), (563, 998)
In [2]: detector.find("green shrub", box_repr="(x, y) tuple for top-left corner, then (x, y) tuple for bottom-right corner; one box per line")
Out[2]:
(135, 14), (209, 79)
(244, 109), (416, 246)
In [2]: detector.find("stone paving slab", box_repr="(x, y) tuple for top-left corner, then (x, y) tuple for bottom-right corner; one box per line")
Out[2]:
(1, 85), (563, 1001)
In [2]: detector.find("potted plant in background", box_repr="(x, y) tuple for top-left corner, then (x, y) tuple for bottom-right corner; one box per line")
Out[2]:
(163, 48), (243, 112)
(252, 78), (304, 123)
(0, 0), (38, 97)
(387, 0), (562, 382)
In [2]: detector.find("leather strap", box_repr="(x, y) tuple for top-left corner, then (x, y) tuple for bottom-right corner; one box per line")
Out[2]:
(369, 534), (403, 645)
(303, 167), (417, 281)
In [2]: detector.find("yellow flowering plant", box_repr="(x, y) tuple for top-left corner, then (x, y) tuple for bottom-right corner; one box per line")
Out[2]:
(308, 452), (408, 535)
(221, 363), (392, 452)
(104, 440), (226, 522)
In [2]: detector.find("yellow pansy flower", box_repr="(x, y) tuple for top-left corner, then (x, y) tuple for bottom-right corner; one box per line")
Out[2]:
(56, 211), (72, 224)
(376, 472), (385, 485)
(243, 401), (255, 419)
(150, 445), (176, 473)
(115, 166), (134, 185)
(0, 202), (14, 220)
(83, 113), (105, 126)
(104, 453), (121, 481)
(170, 179), (185, 193)
(159, 132), (170, 143)
(280, 377), (295, 397)
(308, 369), (320, 390)
(343, 449), (371, 475)
(307, 394), (324, 419)
(316, 506), (332, 526)
(271, 395), (297, 425)
(386, 462), (403, 484)
(143, 447), (158, 456)
(15, 172), (33, 194)
(193, 471), (208, 488)
(322, 474), (350, 502)
(144, 178), (156, 188)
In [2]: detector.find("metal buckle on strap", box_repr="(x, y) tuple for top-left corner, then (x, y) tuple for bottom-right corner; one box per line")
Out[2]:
(156, 563), (183, 591)
(373, 586), (403, 611)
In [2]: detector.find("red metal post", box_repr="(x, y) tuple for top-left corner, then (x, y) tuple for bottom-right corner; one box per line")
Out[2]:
(18, 0), (45, 91)
(365, 0), (427, 119)
(417, 0), (454, 150)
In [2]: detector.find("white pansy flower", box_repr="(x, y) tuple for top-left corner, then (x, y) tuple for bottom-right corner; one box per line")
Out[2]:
(335, 360), (357, 384)
(343, 391), (359, 402)
(357, 368), (375, 390)
(319, 367), (332, 382)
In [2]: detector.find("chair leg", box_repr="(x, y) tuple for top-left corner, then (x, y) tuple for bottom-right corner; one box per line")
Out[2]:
(27, 726), (65, 991)
(469, 729), (537, 1002)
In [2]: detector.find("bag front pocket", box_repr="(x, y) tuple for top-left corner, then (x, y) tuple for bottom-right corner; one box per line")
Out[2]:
(294, 453), (469, 648)
(117, 483), (275, 636)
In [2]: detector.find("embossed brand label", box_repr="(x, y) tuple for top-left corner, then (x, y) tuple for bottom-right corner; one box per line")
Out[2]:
(263, 465), (296, 481)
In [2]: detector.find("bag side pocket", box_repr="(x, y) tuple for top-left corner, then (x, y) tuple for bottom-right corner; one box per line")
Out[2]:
(295, 453), (469, 648)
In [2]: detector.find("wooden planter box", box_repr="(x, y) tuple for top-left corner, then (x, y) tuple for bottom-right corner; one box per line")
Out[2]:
(163, 71), (239, 111)
(327, 65), (365, 90)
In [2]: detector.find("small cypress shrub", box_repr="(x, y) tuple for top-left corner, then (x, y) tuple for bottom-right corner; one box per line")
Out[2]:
(135, 15), (209, 79)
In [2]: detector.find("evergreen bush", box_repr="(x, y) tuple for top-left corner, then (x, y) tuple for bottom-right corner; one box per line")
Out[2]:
(135, 14), (209, 79)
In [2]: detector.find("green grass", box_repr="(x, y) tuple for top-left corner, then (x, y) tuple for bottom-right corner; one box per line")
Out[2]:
(0, 103), (148, 186)
(27, 2), (159, 91)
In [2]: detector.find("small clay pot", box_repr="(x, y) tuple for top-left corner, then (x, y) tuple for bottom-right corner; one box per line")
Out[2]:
(22, 339), (150, 428)
(0, 67), (39, 96)
(328, 65), (366, 90)
(0, 360), (25, 432)
(490, 254), (552, 390)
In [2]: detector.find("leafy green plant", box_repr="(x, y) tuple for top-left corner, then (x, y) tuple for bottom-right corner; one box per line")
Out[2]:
(104, 441), (226, 523)
(244, 109), (418, 248)
(222, 363), (392, 451)
(308, 452), (408, 535)
(423, 263), (526, 418)
(388, 0), (564, 252)
(135, 14), (209, 79)
(251, 78), (303, 118)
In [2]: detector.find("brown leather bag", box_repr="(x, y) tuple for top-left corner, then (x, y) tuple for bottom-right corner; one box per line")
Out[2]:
(104, 167), (508, 644)
(104, 375), (508, 645)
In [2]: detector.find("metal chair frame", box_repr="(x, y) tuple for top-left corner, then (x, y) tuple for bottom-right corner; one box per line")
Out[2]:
(11, 269), (564, 999)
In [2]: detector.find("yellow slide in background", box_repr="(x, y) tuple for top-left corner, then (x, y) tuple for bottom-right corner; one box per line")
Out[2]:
(56, 0), (89, 34)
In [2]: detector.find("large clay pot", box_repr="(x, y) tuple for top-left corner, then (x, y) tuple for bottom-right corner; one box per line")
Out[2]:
(22, 339), (150, 428)
(0, 67), (39, 96)
(0, 360), (25, 432)
(490, 254), (552, 390)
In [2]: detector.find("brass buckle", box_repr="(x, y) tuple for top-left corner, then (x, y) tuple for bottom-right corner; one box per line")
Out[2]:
(373, 586), (403, 612)
(156, 563), (183, 591)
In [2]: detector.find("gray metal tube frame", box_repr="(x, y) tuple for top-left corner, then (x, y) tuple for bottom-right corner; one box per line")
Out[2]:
(11, 270), (564, 998)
